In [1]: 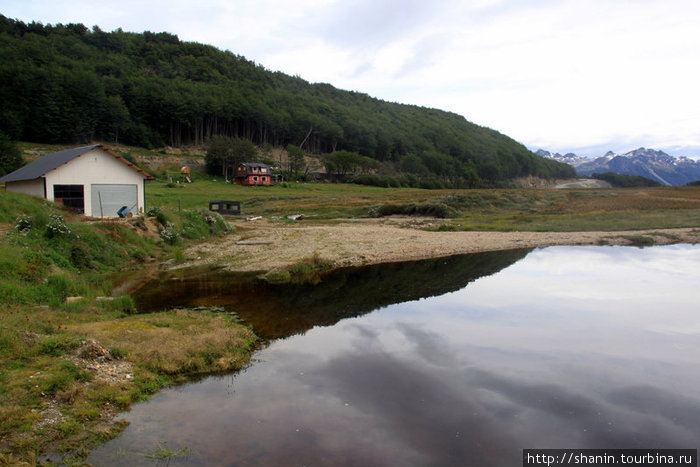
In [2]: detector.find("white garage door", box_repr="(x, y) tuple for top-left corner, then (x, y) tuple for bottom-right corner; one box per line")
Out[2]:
(91, 184), (137, 217)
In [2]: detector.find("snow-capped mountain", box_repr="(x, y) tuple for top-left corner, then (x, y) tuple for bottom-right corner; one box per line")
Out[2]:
(534, 149), (588, 166)
(535, 147), (700, 186)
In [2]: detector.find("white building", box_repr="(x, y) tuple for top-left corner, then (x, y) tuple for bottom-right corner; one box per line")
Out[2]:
(0, 144), (154, 217)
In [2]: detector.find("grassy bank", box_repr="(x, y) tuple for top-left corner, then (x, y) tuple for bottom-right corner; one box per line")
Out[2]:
(0, 193), (256, 465)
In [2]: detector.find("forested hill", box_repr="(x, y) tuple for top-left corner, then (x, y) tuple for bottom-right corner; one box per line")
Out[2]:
(0, 15), (574, 186)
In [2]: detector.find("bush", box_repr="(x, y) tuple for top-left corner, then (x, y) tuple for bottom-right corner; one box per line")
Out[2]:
(69, 242), (93, 269)
(159, 223), (179, 245)
(202, 210), (228, 234)
(370, 202), (457, 218)
(147, 206), (170, 226)
(45, 214), (73, 238)
(40, 335), (80, 357)
(262, 270), (292, 284)
(45, 274), (84, 305)
(288, 251), (333, 284)
(14, 215), (32, 234)
(592, 172), (661, 187)
(97, 295), (137, 314)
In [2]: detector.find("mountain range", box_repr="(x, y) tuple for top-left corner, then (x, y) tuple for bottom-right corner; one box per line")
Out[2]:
(535, 148), (700, 186)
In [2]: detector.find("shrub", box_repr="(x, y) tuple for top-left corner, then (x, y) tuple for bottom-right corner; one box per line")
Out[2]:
(69, 242), (93, 269)
(288, 251), (333, 284)
(262, 270), (291, 284)
(159, 223), (179, 245)
(109, 346), (128, 359)
(147, 206), (170, 226)
(370, 202), (457, 218)
(14, 215), (32, 234)
(45, 214), (73, 238)
(45, 274), (84, 305)
(97, 295), (137, 314)
(202, 210), (228, 234)
(40, 335), (80, 357)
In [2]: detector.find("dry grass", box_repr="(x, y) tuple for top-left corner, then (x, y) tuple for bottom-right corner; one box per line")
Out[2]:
(69, 309), (257, 375)
(0, 305), (256, 464)
(148, 181), (700, 231)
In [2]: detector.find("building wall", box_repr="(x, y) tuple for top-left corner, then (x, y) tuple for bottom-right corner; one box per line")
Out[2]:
(5, 178), (44, 197)
(43, 148), (147, 216)
(238, 175), (271, 186)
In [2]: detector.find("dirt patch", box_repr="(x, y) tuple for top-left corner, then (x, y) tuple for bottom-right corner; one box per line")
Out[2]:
(32, 340), (133, 430)
(181, 219), (700, 273)
(554, 179), (613, 189)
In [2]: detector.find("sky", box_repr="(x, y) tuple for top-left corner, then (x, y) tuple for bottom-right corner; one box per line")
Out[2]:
(2, 0), (700, 158)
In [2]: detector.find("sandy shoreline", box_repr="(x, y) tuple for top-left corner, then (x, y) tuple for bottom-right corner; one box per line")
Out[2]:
(183, 218), (700, 272)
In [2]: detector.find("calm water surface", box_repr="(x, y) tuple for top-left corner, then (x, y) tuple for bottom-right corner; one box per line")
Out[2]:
(88, 245), (700, 466)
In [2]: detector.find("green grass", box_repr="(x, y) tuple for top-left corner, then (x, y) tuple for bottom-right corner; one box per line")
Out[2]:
(0, 192), (59, 224)
(145, 180), (700, 231)
(0, 191), (257, 463)
(146, 178), (419, 218)
(262, 251), (335, 285)
(0, 304), (256, 464)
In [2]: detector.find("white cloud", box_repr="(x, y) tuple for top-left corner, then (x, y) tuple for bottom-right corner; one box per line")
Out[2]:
(2, 0), (699, 156)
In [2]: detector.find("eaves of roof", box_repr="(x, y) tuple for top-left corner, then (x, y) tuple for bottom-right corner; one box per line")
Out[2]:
(0, 144), (154, 183)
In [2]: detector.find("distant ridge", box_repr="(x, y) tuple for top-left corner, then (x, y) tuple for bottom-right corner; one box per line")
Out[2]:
(535, 147), (700, 186)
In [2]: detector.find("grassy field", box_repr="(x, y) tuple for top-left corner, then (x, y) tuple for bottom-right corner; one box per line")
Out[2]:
(146, 179), (700, 231)
(0, 192), (257, 465)
(15, 140), (700, 232)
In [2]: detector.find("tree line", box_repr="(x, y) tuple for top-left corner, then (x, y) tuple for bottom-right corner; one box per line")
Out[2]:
(0, 15), (575, 187)
(591, 172), (661, 188)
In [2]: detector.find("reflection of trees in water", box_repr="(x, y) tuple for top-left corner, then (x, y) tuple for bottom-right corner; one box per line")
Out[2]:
(134, 249), (532, 340)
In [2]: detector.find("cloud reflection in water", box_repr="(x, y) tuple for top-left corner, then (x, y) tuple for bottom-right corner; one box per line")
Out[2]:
(88, 245), (700, 466)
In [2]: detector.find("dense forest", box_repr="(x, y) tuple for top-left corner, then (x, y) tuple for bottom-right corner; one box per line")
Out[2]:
(0, 15), (575, 187)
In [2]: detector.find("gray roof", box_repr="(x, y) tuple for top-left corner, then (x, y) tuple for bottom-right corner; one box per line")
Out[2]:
(238, 162), (270, 169)
(0, 144), (153, 182)
(0, 144), (100, 183)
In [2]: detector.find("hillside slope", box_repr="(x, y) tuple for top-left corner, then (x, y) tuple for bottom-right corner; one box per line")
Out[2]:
(0, 15), (574, 187)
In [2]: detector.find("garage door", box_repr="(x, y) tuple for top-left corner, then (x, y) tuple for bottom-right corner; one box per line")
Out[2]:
(91, 184), (137, 217)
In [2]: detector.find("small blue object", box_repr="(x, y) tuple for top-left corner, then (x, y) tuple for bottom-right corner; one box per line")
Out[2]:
(117, 206), (131, 218)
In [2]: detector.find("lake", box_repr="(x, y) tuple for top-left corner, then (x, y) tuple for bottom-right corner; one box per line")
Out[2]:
(88, 245), (700, 466)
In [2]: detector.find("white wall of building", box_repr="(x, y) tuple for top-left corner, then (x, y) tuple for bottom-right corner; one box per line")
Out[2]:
(43, 148), (147, 216)
(5, 178), (44, 197)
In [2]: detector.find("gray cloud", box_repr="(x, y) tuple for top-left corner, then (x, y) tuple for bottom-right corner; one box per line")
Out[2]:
(315, 0), (450, 48)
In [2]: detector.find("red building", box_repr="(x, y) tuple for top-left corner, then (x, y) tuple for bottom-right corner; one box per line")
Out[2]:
(234, 162), (272, 186)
